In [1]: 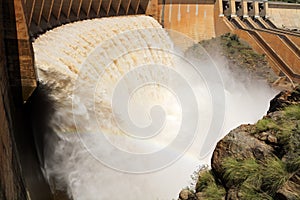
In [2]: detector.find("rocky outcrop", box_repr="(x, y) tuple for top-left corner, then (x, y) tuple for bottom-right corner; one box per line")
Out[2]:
(211, 124), (274, 189)
(268, 87), (300, 113)
(179, 87), (300, 200)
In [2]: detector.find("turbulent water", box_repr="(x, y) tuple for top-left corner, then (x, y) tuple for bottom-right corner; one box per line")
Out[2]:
(32, 16), (276, 200)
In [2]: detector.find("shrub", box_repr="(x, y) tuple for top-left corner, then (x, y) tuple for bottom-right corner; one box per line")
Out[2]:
(194, 167), (225, 200)
(230, 34), (239, 42)
(195, 170), (215, 192)
(240, 184), (272, 200)
(286, 156), (300, 173)
(223, 158), (260, 185)
(202, 183), (226, 200)
(284, 104), (300, 120)
(261, 158), (289, 195)
(256, 118), (278, 132)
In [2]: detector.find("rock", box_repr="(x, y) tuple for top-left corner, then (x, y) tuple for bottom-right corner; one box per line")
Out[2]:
(195, 192), (205, 199)
(275, 170), (300, 200)
(255, 131), (269, 141)
(179, 190), (189, 200)
(211, 124), (274, 189)
(267, 134), (277, 144)
(226, 188), (239, 200)
(178, 189), (197, 200)
(268, 86), (300, 113)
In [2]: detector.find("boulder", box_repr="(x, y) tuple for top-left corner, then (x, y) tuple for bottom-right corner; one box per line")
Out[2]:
(211, 124), (274, 189)
(178, 189), (197, 200)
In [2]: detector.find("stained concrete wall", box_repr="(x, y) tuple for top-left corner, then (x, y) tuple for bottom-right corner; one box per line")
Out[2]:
(268, 2), (300, 29)
(214, 0), (234, 37)
(158, 1), (216, 42)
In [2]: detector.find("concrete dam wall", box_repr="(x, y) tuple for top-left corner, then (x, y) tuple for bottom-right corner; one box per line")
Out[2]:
(158, 0), (216, 41)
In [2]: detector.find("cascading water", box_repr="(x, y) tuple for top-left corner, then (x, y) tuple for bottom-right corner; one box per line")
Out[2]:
(32, 15), (277, 200)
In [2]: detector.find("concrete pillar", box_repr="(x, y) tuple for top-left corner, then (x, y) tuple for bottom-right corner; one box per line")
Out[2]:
(13, 0), (37, 101)
(230, 0), (236, 17)
(242, 0), (248, 18)
(146, 0), (159, 20)
(218, 0), (224, 16)
(254, 1), (259, 18)
(264, 1), (269, 18)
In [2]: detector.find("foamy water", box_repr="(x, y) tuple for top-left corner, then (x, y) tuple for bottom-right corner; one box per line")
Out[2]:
(33, 15), (276, 200)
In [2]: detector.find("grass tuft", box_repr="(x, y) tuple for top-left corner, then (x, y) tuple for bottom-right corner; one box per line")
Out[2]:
(261, 158), (289, 195)
(256, 118), (279, 132)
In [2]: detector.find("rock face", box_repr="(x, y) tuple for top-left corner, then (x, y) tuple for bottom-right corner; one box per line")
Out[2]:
(178, 86), (300, 200)
(268, 87), (300, 113)
(211, 124), (274, 189)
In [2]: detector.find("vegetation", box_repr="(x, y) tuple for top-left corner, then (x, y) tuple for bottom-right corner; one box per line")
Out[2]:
(255, 104), (300, 156)
(194, 167), (226, 200)
(187, 33), (278, 84)
(187, 104), (300, 199)
(223, 158), (261, 186)
(256, 118), (279, 132)
(222, 157), (293, 199)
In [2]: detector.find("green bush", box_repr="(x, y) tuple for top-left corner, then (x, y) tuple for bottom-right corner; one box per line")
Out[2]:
(240, 185), (272, 200)
(195, 168), (225, 200)
(256, 118), (279, 132)
(284, 104), (300, 120)
(223, 158), (260, 185)
(222, 157), (291, 198)
(261, 158), (289, 195)
(286, 156), (300, 173)
(202, 183), (226, 200)
(196, 170), (215, 192)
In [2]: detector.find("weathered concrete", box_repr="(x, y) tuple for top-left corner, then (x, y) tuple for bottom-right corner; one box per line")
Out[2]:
(157, 0), (216, 41)
(268, 2), (300, 29)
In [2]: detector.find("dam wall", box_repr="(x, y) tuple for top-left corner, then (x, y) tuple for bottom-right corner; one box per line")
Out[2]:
(0, 1), (28, 199)
(267, 2), (300, 29)
(157, 0), (216, 41)
(0, 0), (52, 199)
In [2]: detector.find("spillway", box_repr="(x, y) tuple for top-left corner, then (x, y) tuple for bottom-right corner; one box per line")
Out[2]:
(32, 15), (276, 200)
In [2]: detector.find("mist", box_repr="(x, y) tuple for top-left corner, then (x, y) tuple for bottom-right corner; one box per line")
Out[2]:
(31, 16), (277, 200)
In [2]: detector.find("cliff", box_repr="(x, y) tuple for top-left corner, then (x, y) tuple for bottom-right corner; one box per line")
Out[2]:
(178, 87), (300, 200)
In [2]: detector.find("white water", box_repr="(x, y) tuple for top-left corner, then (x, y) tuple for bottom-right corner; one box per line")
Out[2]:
(33, 16), (276, 200)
